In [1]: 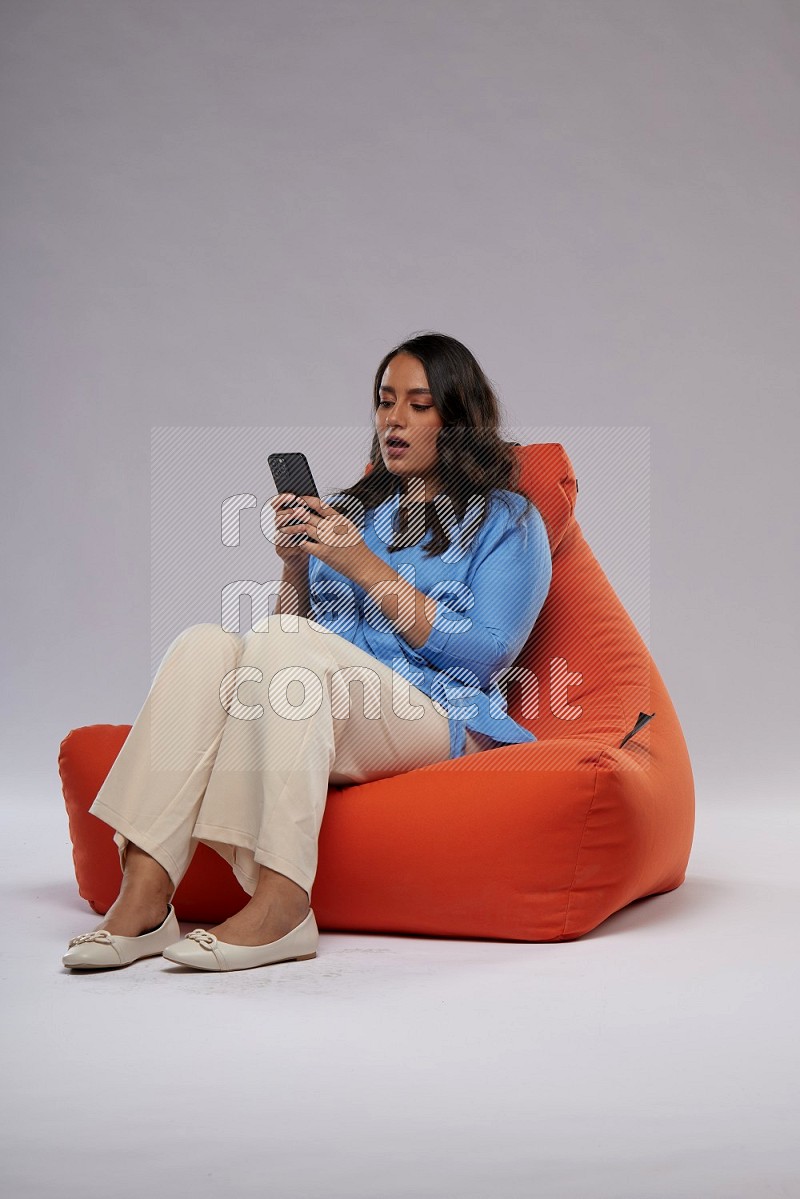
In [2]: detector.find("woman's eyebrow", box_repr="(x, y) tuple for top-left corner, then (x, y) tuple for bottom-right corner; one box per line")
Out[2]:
(378, 386), (432, 395)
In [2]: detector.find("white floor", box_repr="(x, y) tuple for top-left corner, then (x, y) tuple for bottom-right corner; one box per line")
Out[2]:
(2, 794), (798, 1199)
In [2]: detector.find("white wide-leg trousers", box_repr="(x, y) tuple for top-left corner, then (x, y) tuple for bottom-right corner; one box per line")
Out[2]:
(88, 615), (471, 902)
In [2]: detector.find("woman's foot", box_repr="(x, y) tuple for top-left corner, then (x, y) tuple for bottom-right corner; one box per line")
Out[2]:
(206, 866), (310, 946)
(95, 843), (174, 938)
(207, 900), (310, 947)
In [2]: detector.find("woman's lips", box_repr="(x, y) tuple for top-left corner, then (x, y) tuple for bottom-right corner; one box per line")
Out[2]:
(385, 440), (409, 457)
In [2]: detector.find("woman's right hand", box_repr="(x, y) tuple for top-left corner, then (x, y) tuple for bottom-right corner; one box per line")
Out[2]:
(269, 493), (312, 568)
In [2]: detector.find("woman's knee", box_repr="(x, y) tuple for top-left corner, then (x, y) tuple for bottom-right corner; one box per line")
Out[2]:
(170, 622), (243, 656)
(244, 613), (323, 653)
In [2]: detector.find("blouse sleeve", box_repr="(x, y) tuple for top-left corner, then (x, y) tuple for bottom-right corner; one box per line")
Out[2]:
(413, 496), (552, 690)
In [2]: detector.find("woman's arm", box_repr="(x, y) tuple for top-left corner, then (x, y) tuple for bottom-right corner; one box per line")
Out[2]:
(284, 494), (436, 640)
(274, 558), (311, 618)
(283, 494), (551, 677)
(394, 503), (553, 689)
(349, 554), (438, 649)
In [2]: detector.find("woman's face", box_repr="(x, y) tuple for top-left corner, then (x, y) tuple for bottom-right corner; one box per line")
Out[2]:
(375, 353), (444, 499)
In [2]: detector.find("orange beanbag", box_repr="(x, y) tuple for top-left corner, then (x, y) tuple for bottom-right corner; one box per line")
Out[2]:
(59, 443), (694, 941)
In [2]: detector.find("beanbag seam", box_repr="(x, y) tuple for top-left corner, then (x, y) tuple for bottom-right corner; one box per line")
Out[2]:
(560, 749), (607, 938)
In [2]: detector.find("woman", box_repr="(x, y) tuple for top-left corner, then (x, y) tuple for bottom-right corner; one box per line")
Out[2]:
(62, 332), (553, 973)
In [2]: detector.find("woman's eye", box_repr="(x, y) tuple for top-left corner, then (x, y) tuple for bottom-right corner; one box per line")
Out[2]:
(377, 399), (432, 412)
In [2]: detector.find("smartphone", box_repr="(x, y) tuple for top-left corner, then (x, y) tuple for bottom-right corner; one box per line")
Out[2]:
(268, 452), (319, 544)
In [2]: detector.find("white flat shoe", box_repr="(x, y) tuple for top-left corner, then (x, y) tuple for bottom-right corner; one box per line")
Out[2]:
(62, 903), (181, 970)
(161, 908), (318, 972)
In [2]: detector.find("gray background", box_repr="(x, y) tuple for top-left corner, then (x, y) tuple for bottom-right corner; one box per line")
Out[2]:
(2, 5), (799, 1198)
(3, 1), (798, 799)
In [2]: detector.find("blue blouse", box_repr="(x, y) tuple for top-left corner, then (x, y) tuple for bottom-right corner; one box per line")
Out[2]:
(307, 487), (553, 759)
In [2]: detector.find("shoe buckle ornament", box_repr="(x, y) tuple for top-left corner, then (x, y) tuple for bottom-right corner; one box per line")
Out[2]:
(68, 930), (115, 948)
(186, 930), (217, 950)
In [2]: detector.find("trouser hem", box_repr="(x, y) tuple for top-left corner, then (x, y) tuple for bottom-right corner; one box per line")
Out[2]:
(88, 799), (184, 893)
(192, 822), (314, 901)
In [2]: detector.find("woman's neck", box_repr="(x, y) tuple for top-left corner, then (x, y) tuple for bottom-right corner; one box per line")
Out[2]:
(400, 477), (440, 504)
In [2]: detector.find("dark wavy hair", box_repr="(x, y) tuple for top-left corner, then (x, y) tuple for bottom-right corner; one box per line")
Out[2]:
(331, 331), (534, 557)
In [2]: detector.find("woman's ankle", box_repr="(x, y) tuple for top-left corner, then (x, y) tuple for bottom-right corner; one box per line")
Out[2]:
(122, 843), (173, 896)
(97, 883), (172, 935)
(253, 865), (309, 909)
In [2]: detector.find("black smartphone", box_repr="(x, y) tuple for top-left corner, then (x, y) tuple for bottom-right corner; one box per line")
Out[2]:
(268, 452), (319, 544)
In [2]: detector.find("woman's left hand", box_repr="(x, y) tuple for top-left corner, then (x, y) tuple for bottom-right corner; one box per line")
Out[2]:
(281, 494), (378, 582)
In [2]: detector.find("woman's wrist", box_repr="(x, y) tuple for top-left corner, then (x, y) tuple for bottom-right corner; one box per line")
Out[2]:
(275, 557), (310, 616)
(281, 555), (309, 580)
(351, 548), (437, 650)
